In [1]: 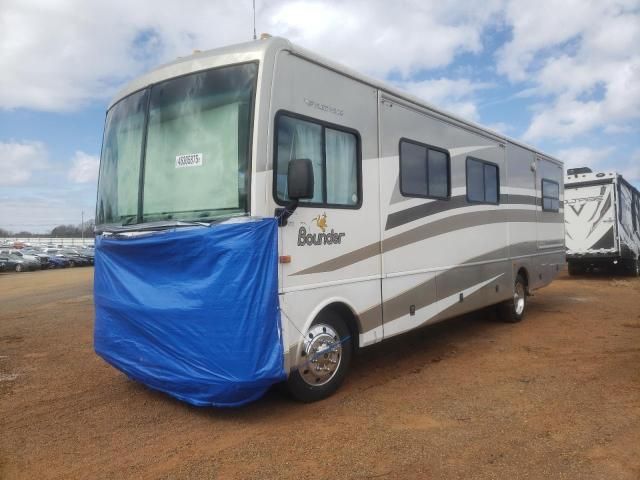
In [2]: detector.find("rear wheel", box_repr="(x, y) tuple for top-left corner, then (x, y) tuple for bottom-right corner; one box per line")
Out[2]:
(287, 311), (353, 403)
(498, 274), (527, 323)
(629, 258), (640, 277)
(567, 262), (584, 276)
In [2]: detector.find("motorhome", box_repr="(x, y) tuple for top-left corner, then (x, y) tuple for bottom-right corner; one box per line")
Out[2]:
(94, 36), (565, 405)
(565, 168), (640, 276)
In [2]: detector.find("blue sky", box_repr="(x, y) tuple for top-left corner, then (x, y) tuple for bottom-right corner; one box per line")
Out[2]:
(1, 0), (639, 232)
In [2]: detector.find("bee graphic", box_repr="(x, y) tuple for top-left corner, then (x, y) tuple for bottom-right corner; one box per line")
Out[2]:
(312, 212), (328, 232)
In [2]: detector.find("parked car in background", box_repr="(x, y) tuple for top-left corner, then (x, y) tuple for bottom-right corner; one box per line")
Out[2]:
(21, 249), (51, 269)
(78, 247), (95, 264)
(43, 248), (91, 267)
(0, 250), (41, 270)
(46, 255), (70, 268)
(0, 254), (39, 272)
(61, 249), (93, 266)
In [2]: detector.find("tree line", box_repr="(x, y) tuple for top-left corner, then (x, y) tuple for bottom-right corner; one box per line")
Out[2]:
(0, 220), (95, 238)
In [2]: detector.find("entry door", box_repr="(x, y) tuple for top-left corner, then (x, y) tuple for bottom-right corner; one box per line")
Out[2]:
(378, 97), (440, 338)
(536, 157), (564, 250)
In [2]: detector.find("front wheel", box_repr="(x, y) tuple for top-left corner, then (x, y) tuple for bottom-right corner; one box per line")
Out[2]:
(287, 311), (353, 403)
(15, 264), (23, 273)
(498, 274), (527, 323)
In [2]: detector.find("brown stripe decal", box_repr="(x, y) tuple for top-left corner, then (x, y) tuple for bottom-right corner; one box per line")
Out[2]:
(358, 247), (508, 324)
(357, 243), (564, 326)
(386, 193), (540, 230)
(292, 209), (563, 276)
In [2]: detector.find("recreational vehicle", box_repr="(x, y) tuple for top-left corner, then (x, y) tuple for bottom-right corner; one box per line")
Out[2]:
(565, 168), (640, 276)
(94, 37), (565, 406)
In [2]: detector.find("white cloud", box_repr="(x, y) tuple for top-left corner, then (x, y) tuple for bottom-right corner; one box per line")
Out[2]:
(394, 78), (492, 121)
(0, 0), (256, 111)
(620, 149), (640, 183)
(483, 122), (512, 135)
(0, 141), (48, 186)
(68, 151), (99, 184)
(0, 196), (93, 234)
(0, 0), (504, 111)
(270, 0), (503, 77)
(555, 146), (615, 172)
(495, 0), (640, 141)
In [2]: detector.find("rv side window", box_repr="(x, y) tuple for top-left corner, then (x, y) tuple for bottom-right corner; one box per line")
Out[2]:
(399, 139), (450, 199)
(542, 179), (560, 212)
(274, 112), (360, 208)
(466, 157), (499, 204)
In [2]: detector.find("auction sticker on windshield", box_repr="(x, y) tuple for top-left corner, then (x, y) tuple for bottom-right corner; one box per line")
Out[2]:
(175, 153), (203, 168)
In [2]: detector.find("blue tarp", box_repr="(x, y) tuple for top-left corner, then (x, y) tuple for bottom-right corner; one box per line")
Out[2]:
(93, 218), (285, 407)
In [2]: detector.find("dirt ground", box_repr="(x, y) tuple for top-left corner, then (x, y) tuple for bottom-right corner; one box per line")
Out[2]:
(0, 267), (639, 480)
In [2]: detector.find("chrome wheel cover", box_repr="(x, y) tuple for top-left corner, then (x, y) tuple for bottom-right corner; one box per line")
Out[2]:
(514, 282), (526, 316)
(298, 324), (342, 387)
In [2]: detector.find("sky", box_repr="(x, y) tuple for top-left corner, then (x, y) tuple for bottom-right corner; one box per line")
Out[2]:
(1, 0), (639, 233)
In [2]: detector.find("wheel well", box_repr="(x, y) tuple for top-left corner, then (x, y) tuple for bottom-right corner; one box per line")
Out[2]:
(517, 267), (529, 293)
(318, 303), (361, 353)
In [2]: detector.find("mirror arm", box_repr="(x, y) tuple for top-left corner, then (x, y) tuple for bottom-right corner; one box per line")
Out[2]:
(275, 199), (299, 227)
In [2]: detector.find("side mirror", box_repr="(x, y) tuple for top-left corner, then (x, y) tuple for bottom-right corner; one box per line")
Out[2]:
(276, 159), (314, 226)
(287, 158), (314, 200)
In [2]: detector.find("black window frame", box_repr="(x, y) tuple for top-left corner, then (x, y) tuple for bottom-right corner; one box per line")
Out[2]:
(398, 138), (451, 200)
(272, 109), (363, 210)
(541, 178), (560, 212)
(465, 156), (500, 205)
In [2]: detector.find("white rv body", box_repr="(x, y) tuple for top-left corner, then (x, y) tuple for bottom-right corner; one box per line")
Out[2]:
(565, 170), (640, 275)
(104, 37), (565, 388)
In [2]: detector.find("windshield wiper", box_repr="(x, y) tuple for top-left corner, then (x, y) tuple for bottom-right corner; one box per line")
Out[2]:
(96, 214), (248, 235)
(98, 220), (208, 234)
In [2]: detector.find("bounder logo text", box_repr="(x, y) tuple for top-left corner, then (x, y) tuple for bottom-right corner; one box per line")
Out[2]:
(298, 213), (346, 246)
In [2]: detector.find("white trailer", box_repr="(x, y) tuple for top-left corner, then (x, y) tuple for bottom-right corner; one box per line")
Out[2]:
(96, 37), (565, 402)
(565, 168), (640, 276)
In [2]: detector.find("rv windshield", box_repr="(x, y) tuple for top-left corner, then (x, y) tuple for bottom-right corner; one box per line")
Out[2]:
(96, 62), (257, 228)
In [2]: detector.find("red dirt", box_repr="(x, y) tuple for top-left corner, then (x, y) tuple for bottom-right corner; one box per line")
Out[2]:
(1, 268), (639, 479)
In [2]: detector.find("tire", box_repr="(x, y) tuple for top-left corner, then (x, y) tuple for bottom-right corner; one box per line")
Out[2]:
(567, 262), (583, 276)
(68, 261), (75, 268)
(498, 274), (527, 323)
(629, 258), (640, 277)
(15, 264), (23, 273)
(286, 310), (353, 403)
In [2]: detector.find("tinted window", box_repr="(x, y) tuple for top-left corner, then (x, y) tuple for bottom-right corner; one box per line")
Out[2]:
(399, 140), (450, 199)
(466, 157), (499, 204)
(275, 113), (359, 207)
(428, 150), (449, 198)
(542, 179), (560, 212)
(484, 164), (498, 203)
(400, 141), (427, 197)
(466, 159), (485, 202)
(97, 90), (147, 226)
(143, 64), (256, 222)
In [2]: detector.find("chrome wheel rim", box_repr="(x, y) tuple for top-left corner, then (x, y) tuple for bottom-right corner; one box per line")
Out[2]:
(298, 324), (342, 387)
(514, 282), (526, 316)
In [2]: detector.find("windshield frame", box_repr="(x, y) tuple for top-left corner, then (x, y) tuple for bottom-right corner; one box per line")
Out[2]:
(95, 60), (259, 231)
